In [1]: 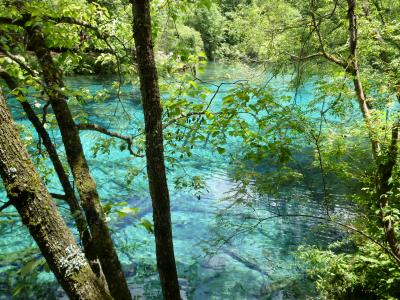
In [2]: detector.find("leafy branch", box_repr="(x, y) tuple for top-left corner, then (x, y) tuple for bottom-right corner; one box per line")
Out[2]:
(76, 123), (143, 157)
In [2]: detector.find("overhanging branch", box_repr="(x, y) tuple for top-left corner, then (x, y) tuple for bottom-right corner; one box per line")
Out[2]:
(163, 79), (247, 129)
(77, 123), (143, 157)
(0, 46), (38, 77)
(310, 8), (348, 69)
(287, 52), (324, 61)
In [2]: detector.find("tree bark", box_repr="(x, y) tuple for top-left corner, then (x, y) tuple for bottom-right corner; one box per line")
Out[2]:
(26, 27), (132, 300)
(0, 71), (93, 257)
(131, 1), (181, 299)
(0, 89), (112, 300)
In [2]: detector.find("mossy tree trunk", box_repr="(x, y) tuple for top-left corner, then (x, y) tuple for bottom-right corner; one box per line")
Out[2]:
(0, 71), (93, 262)
(0, 89), (112, 300)
(26, 27), (132, 300)
(131, 1), (181, 299)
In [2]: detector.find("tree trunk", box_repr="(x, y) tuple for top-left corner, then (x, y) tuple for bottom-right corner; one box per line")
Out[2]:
(375, 122), (400, 261)
(346, 0), (381, 159)
(26, 27), (132, 300)
(0, 89), (112, 300)
(131, 1), (181, 299)
(0, 71), (93, 259)
(346, 0), (400, 263)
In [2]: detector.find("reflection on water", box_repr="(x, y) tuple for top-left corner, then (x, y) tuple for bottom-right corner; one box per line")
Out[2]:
(0, 64), (347, 299)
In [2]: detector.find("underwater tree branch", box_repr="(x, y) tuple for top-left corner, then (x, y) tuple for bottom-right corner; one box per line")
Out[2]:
(245, 213), (400, 264)
(308, 112), (331, 216)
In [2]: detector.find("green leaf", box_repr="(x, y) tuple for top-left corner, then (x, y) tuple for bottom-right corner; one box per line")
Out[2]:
(199, 0), (212, 10)
(216, 147), (225, 154)
(20, 259), (41, 276)
(140, 218), (154, 233)
(116, 207), (139, 219)
(223, 94), (234, 105)
(13, 284), (24, 297)
(189, 80), (199, 88)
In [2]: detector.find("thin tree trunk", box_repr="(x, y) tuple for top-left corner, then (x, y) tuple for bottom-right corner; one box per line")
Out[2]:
(376, 122), (400, 260)
(131, 1), (181, 299)
(346, 0), (381, 159)
(26, 27), (132, 300)
(346, 0), (400, 262)
(0, 89), (112, 300)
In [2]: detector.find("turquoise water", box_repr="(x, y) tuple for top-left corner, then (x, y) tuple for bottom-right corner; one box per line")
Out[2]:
(0, 64), (347, 299)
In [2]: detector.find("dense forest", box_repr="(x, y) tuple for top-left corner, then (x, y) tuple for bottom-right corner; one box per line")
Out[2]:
(0, 0), (400, 299)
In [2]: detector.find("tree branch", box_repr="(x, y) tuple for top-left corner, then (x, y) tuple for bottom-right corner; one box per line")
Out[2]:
(310, 7), (348, 69)
(0, 46), (38, 77)
(45, 16), (108, 40)
(287, 52), (324, 61)
(50, 193), (68, 201)
(0, 200), (13, 212)
(0, 16), (24, 26)
(163, 79), (247, 129)
(77, 123), (143, 157)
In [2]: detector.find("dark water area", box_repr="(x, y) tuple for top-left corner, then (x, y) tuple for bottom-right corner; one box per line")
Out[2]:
(0, 63), (353, 299)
